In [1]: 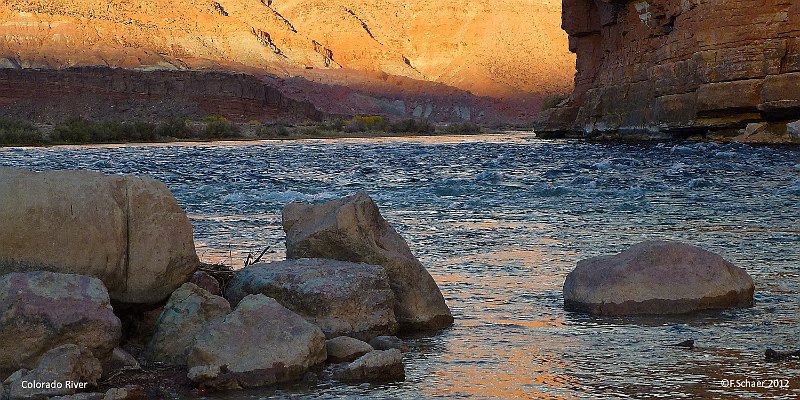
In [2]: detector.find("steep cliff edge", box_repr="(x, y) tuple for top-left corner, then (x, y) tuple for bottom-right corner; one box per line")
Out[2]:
(537, 0), (800, 143)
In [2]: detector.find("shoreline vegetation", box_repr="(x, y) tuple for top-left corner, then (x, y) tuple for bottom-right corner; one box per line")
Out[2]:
(0, 115), (486, 147)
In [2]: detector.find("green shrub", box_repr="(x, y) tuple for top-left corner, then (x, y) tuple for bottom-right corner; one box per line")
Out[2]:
(52, 118), (158, 143)
(201, 116), (241, 139)
(155, 119), (196, 139)
(0, 118), (46, 145)
(443, 122), (482, 134)
(387, 119), (435, 134)
(256, 124), (290, 137)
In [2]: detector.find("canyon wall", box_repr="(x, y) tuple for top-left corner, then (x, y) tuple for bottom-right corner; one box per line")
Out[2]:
(538, 0), (800, 143)
(0, 0), (574, 123)
(0, 68), (323, 123)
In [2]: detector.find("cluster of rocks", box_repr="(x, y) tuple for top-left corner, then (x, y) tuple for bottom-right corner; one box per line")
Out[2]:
(0, 168), (452, 398)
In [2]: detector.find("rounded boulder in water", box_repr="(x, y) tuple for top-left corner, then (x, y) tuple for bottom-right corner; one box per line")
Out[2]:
(563, 241), (754, 315)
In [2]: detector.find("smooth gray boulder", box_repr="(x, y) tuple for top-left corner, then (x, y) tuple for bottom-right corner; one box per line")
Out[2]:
(334, 349), (405, 382)
(5, 344), (102, 400)
(787, 120), (800, 142)
(326, 337), (374, 363)
(187, 294), (327, 389)
(563, 241), (755, 315)
(143, 283), (231, 365)
(0, 272), (121, 377)
(102, 348), (140, 376)
(282, 192), (453, 330)
(0, 168), (198, 305)
(226, 258), (398, 340)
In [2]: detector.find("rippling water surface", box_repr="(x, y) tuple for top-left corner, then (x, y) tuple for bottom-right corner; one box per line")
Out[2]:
(2, 134), (799, 399)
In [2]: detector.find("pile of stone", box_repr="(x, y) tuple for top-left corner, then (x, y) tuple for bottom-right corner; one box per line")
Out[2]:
(0, 168), (452, 398)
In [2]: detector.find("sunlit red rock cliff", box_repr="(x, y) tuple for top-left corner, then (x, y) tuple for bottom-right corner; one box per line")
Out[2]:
(538, 0), (800, 143)
(0, 0), (575, 124)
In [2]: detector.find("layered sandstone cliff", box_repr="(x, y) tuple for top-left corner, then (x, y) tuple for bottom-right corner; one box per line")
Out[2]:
(0, 0), (574, 123)
(0, 68), (322, 123)
(538, 0), (800, 143)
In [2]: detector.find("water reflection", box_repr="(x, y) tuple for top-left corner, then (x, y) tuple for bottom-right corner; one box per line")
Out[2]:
(1, 135), (798, 398)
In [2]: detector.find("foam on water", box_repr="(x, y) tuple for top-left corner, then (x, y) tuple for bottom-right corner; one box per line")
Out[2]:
(1, 135), (798, 399)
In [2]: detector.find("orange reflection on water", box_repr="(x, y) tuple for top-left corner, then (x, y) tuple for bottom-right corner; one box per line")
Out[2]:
(431, 323), (574, 399)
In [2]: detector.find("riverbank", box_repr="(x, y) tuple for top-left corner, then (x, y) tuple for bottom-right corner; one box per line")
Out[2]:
(0, 116), (486, 147)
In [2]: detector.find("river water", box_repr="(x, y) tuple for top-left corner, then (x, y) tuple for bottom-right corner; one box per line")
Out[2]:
(2, 134), (798, 399)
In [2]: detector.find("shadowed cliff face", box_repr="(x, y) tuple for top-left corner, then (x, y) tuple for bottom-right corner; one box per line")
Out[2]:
(538, 0), (800, 143)
(0, 0), (575, 124)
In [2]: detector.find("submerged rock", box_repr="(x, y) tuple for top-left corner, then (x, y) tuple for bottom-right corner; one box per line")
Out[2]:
(369, 336), (410, 352)
(283, 192), (453, 330)
(0, 272), (121, 377)
(0, 168), (198, 305)
(187, 295), (327, 389)
(143, 283), (231, 365)
(326, 337), (374, 363)
(334, 349), (405, 382)
(5, 344), (102, 399)
(563, 241), (754, 315)
(226, 258), (398, 340)
(765, 348), (800, 361)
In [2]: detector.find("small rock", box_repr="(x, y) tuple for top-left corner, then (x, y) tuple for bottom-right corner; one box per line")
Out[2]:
(186, 365), (240, 391)
(765, 348), (800, 361)
(334, 349), (405, 382)
(326, 337), (374, 363)
(102, 348), (140, 376)
(190, 271), (221, 296)
(143, 283), (231, 365)
(102, 385), (146, 400)
(786, 120), (800, 142)
(670, 339), (694, 349)
(301, 371), (319, 384)
(369, 336), (409, 352)
(6, 344), (102, 399)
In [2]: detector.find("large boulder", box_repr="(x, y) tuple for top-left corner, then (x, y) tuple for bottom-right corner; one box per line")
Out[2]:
(187, 294), (327, 389)
(333, 349), (405, 382)
(282, 192), (453, 330)
(5, 344), (102, 400)
(0, 168), (198, 305)
(226, 258), (397, 340)
(0, 272), (121, 377)
(142, 283), (230, 365)
(563, 241), (755, 315)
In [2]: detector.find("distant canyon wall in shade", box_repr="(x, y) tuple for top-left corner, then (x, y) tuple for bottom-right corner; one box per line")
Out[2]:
(538, 0), (800, 143)
(0, 0), (575, 123)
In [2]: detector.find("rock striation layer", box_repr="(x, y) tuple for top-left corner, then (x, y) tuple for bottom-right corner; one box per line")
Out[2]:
(537, 0), (800, 143)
